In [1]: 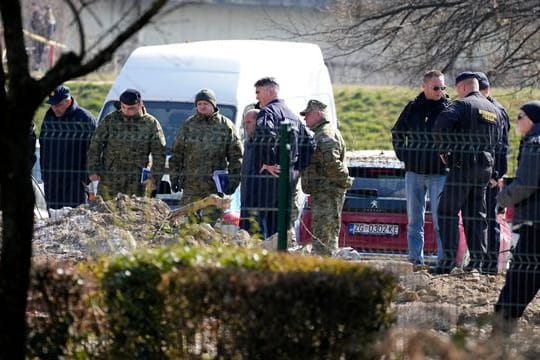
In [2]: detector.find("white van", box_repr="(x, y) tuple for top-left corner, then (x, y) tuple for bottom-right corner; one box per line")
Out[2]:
(98, 40), (337, 204)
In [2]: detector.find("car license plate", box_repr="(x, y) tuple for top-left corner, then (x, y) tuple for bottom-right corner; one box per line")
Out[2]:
(348, 223), (399, 236)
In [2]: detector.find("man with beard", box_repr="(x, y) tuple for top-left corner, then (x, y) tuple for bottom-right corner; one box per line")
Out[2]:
(169, 89), (242, 222)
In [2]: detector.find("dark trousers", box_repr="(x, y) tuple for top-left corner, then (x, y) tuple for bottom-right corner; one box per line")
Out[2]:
(495, 225), (540, 319)
(485, 184), (502, 273)
(437, 165), (492, 270)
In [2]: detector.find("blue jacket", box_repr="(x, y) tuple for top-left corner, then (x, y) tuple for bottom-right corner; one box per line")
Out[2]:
(243, 98), (308, 209)
(40, 98), (96, 208)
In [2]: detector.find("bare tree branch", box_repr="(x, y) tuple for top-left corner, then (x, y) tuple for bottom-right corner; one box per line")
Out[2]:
(283, 0), (540, 86)
(40, 0), (169, 94)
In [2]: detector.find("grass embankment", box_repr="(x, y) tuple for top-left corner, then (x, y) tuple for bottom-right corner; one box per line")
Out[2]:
(34, 82), (540, 175)
(335, 84), (540, 175)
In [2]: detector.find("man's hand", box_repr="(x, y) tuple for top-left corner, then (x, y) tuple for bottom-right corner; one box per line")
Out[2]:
(260, 163), (280, 178)
(143, 178), (157, 191)
(439, 153), (448, 165)
(89, 173), (100, 182)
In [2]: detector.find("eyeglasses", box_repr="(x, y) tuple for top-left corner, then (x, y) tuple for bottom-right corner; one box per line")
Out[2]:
(432, 86), (446, 91)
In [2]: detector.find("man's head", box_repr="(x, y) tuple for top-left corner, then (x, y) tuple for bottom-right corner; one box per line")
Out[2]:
(243, 109), (259, 138)
(254, 77), (279, 108)
(46, 85), (72, 117)
(475, 72), (491, 96)
(119, 88), (143, 118)
(515, 101), (540, 137)
(421, 70), (446, 101)
(300, 99), (327, 128)
(454, 71), (479, 98)
(195, 88), (217, 116)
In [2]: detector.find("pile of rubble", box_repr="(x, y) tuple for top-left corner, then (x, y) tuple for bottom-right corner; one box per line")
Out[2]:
(32, 194), (254, 262)
(11, 195), (540, 355)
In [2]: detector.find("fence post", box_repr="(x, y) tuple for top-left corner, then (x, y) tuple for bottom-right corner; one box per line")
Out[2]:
(277, 121), (292, 251)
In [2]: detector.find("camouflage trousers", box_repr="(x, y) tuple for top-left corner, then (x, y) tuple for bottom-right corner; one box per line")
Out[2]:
(310, 189), (346, 256)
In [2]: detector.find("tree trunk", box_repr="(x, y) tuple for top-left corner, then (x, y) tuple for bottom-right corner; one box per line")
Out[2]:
(0, 108), (35, 359)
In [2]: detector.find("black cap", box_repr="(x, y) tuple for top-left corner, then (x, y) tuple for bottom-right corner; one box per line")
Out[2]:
(46, 85), (70, 105)
(521, 101), (540, 124)
(475, 72), (490, 90)
(119, 89), (141, 105)
(455, 71), (477, 85)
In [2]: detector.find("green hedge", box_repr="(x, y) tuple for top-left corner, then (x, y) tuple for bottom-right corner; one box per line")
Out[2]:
(26, 245), (396, 358)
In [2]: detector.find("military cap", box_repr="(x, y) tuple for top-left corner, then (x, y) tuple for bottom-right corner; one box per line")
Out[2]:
(119, 89), (141, 105)
(46, 85), (71, 105)
(475, 72), (490, 90)
(195, 88), (217, 109)
(521, 101), (540, 124)
(455, 71), (478, 85)
(300, 99), (327, 115)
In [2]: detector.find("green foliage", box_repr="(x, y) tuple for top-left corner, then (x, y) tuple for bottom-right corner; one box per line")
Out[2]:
(99, 244), (396, 358)
(26, 263), (86, 359)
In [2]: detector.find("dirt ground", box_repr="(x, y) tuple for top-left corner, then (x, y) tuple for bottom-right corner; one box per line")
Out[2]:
(27, 195), (540, 358)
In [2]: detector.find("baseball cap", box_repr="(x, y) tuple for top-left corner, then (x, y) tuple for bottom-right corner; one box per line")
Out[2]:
(46, 85), (71, 105)
(300, 99), (327, 115)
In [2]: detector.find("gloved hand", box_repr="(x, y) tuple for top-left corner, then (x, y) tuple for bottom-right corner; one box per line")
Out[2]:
(224, 184), (237, 196)
(171, 176), (182, 193)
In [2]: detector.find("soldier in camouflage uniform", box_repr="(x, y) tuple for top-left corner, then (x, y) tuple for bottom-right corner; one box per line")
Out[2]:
(300, 100), (352, 256)
(169, 89), (242, 220)
(87, 89), (166, 198)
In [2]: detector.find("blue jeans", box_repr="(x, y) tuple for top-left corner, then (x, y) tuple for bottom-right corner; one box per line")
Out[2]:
(405, 171), (446, 264)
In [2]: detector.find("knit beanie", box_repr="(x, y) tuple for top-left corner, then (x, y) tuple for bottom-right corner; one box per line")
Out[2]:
(195, 88), (217, 109)
(521, 101), (540, 124)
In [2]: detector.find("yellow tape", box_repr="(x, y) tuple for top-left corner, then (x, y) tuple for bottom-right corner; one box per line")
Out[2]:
(23, 29), (67, 49)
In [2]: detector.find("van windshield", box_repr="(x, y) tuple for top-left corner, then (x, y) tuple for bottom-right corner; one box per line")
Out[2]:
(99, 101), (237, 151)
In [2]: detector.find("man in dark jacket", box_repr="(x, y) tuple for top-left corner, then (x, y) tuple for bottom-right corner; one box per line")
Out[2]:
(40, 85), (96, 209)
(493, 101), (540, 333)
(244, 77), (312, 238)
(433, 72), (501, 274)
(392, 70), (451, 267)
(476, 71), (511, 274)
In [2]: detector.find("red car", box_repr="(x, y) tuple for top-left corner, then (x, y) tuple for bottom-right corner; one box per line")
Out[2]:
(298, 150), (512, 270)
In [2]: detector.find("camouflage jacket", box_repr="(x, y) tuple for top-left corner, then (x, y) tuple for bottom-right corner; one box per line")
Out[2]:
(87, 109), (166, 182)
(301, 120), (352, 194)
(169, 111), (242, 197)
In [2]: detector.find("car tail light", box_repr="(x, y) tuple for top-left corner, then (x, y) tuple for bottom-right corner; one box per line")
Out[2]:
(304, 195), (311, 208)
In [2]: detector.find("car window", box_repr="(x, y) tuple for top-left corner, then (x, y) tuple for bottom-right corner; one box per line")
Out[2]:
(348, 167), (406, 198)
(99, 101), (237, 152)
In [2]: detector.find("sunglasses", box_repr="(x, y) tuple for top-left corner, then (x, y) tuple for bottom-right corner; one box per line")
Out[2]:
(432, 86), (446, 91)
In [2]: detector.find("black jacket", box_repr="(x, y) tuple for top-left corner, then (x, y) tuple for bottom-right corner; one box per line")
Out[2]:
(497, 123), (540, 227)
(433, 91), (501, 169)
(489, 96), (510, 179)
(392, 92), (450, 174)
(40, 98), (96, 208)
